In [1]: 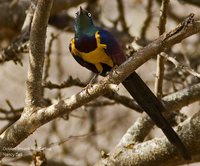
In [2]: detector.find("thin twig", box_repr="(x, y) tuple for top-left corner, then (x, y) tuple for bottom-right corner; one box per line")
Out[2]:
(155, 0), (170, 98)
(117, 0), (129, 33)
(140, 0), (153, 40)
(43, 33), (57, 83)
(43, 76), (86, 89)
(104, 92), (143, 113)
(161, 53), (200, 79)
(55, 35), (64, 98)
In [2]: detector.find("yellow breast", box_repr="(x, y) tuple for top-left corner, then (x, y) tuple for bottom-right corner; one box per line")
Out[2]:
(71, 31), (114, 73)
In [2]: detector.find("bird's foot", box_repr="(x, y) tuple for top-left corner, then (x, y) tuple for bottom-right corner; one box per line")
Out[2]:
(84, 74), (99, 94)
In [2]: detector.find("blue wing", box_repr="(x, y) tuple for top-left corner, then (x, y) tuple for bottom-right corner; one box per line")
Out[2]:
(97, 27), (126, 65)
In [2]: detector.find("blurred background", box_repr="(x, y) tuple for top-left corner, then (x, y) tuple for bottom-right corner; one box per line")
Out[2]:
(0, 0), (200, 165)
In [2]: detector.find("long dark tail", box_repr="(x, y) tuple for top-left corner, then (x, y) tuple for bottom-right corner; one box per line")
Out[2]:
(122, 72), (191, 160)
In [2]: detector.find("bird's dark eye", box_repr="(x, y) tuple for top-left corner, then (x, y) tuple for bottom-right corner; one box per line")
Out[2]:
(88, 13), (91, 17)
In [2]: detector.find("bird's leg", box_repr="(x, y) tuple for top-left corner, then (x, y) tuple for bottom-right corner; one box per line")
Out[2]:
(88, 73), (99, 85)
(84, 73), (99, 95)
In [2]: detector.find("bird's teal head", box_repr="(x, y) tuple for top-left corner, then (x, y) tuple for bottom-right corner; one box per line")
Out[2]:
(74, 7), (96, 38)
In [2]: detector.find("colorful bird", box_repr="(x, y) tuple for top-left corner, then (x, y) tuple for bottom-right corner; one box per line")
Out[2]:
(69, 7), (191, 160)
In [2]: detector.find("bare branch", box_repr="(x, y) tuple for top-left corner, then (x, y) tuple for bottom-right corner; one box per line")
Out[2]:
(25, 0), (54, 108)
(163, 82), (200, 111)
(95, 110), (200, 166)
(43, 33), (57, 83)
(104, 92), (143, 113)
(43, 76), (86, 89)
(162, 52), (200, 79)
(117, 0), (129, 33)
(155, 0), (170, 98)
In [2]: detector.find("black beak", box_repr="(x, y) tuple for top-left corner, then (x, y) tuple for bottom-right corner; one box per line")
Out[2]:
(80, 6), (83, 14)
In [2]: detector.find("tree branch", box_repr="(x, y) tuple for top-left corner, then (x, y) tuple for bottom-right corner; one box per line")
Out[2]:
(95, 110), (200, 166)
(163, 82), (200, 111)
(25, 0), (54, 108)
